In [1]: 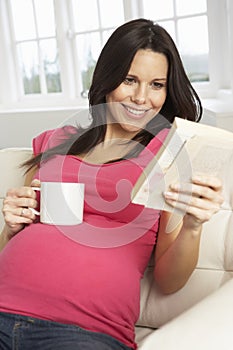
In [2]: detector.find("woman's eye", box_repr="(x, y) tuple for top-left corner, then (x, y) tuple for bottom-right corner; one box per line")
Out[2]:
(124, 77), (136, 85)
(152, 82), (165, 90)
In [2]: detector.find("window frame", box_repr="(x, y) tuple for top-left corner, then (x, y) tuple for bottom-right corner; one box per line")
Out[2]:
(0, 0), (232, 110)
(205, 0), (233, 98)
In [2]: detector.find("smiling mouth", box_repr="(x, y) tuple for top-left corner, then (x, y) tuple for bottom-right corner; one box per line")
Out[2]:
(123, 104), (150, 117)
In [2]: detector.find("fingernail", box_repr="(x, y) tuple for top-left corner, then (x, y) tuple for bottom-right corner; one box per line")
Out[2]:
(164, 191), (174, 198)
(192, 175), (203, 182)
(170, 183), (180, 190)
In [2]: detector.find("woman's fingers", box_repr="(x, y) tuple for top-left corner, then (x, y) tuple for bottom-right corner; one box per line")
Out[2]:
(4, 187), (37, 209)
(6, 186), (38, 199)
(168, 183), (224, 207)
(163, 175), (224, 224)
(2, 186), (39, 234)
(30, 178), (41, 188)
(192, 174), (223, 191)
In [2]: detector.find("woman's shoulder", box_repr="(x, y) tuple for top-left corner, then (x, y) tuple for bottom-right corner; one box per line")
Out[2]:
(33, 125), (78, 155)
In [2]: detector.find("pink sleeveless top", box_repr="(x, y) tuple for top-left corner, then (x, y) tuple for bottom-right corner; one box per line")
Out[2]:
(0, 126), (168, 349)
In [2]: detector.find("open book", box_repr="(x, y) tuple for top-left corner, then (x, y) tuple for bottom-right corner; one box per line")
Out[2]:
(131, 117), (233, 212)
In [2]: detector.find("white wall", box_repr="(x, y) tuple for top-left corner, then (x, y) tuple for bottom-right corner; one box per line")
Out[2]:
(0, 104), (233, 149)
(202, 96), (233, 132)
(0, 107), (90, 148)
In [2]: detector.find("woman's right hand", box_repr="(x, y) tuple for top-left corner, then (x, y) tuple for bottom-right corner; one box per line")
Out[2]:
(2, 185), (38, 239)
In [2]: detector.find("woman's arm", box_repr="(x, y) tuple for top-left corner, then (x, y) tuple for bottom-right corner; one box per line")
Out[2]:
(154, 174), (224, 294)
(0, 166), (39, 252)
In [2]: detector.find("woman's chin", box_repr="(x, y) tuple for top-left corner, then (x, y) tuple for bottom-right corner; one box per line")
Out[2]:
(121, 123), (143, 135)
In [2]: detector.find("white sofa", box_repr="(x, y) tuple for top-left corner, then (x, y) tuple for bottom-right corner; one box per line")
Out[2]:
(0, 147), (233, 349)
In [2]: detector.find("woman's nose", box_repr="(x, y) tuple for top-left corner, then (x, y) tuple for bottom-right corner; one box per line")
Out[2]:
(131, 86), (147, 104)
(133, 96), (146, 104)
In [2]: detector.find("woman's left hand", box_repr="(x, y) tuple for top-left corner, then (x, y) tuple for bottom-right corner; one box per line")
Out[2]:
(163, 174), (224, 230)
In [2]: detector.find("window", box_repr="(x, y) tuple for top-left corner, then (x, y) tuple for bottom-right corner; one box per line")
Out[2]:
(71, 0), (125, 97)
(3, 0), (125, 106)
(143, 0), (209, 83)
(0, 0), (232, 109)
(10, 0), (61, 95)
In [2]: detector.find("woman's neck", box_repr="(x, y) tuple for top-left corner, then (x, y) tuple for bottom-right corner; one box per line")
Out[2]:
(78, 137), (136, 164)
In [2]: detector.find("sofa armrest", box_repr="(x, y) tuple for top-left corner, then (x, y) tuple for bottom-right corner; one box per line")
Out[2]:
(138, 277), (233, 350)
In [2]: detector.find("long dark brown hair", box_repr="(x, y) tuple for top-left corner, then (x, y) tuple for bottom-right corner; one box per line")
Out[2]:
(25, 18), (202, 170)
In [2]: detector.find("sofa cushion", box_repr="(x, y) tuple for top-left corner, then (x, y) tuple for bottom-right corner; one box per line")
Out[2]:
(137, 262), (233, 328)
(137, 277), (233, 350)
(137, 200), (233, 328)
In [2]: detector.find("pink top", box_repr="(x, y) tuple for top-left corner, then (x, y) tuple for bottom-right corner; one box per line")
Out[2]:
(0, 126), (168, 349)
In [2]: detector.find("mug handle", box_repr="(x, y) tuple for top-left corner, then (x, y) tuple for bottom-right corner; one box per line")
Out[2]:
(29, 187), (41, 215)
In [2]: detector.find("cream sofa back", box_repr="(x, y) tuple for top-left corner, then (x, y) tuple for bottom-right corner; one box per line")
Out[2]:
(0, 148), (233, 331)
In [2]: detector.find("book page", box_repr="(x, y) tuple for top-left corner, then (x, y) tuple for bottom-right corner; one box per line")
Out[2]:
(131, 118), (233, 213)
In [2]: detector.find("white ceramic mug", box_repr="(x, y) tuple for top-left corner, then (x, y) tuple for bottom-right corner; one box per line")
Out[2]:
(31, 182), (85, 225)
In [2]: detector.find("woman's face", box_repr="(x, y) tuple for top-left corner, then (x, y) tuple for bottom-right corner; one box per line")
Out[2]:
(105, 49), (168, 139)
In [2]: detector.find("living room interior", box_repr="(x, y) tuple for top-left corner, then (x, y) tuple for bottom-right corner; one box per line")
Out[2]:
(0, 1), (233, 349)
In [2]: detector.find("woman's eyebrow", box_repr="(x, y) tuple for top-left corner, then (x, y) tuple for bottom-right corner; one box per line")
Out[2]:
(127, 74), (167, 81)
(152, 78), (167, 81)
